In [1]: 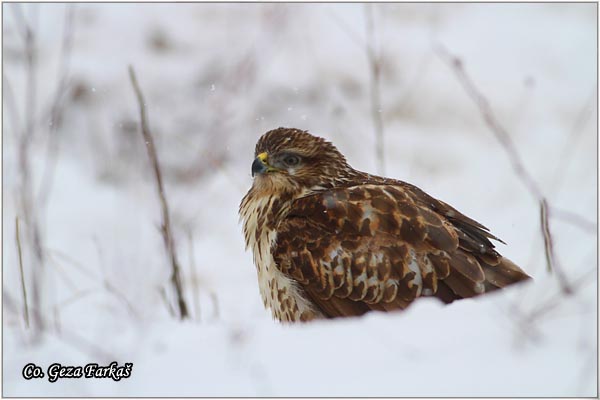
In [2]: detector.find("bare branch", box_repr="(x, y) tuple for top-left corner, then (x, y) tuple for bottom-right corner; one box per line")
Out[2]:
(103, 280), (140, 320)
(5, 289), (117, 360)
(550, 88), (597, 193)
(12, 3), (46, 335)
(48, 244), (140, 319)
(158, 286), (177, 318)
(53, 289), (96, 333)
(540, 199), (572, 294)
(128, 65), (189, 319)
(365, 4), (386, 175)
(187, 228), (202, 322)
(2, 72), (22, 141)
(15, 217), (30, 328)
(550, 206), (596, 234)
(526, 267), (595, 324)
(56, 323), (118, 362)
(540, 199), (554, 273)
(436, 44), (544, 200)
(48, 247), (99, 282)
(38, 4), (76, 207)
(435, 44), (577, 295)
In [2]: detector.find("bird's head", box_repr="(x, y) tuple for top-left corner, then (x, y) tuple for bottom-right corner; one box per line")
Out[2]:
(249, 127), (353, 194)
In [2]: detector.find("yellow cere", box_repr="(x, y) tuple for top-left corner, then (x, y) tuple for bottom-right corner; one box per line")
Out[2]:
(257, 152), (268, 163)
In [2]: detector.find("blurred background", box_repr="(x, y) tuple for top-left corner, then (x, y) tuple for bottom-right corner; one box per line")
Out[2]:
(2, 3), (597, 396)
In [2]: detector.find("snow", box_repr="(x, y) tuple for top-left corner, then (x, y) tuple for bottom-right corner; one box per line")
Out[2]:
(2, 3), (597, 397)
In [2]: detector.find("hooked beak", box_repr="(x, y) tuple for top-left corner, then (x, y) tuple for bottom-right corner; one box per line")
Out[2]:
(251, 152), (270, 177)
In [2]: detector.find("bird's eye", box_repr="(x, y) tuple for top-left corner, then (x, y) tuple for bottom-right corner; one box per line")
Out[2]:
(283, 155), (301, 167)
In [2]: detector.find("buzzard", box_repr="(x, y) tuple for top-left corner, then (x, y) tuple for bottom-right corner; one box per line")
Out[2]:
(240, 128), (530, 322)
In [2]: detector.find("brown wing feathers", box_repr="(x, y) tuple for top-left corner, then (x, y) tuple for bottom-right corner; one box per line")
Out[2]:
(274, 183), (530, 317)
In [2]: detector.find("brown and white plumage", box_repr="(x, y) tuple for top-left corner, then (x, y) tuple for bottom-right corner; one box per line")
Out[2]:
(239, 127), (530, 322)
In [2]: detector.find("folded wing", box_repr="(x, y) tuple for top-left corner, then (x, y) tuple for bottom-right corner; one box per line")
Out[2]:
(273, 184), (530, 318)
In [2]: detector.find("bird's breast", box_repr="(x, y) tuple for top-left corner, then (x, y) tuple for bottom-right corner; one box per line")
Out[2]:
(240, 192), (321, 322)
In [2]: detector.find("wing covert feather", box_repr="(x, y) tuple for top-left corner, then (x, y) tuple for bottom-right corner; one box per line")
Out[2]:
(273, 184), (529, 317)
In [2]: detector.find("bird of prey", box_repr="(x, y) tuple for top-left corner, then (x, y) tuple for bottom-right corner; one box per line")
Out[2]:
(240, 127), (530, 322)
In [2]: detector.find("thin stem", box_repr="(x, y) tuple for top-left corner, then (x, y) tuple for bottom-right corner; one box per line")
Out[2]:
(540, 200), (572, 294)
(16, 217), (30, 328)
(436, 43), (576, 295)
(365, 4), (385, 175)
(128, 66), (189, 319)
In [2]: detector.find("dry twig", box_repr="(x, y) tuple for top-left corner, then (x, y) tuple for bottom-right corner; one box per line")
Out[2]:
(526, 267), (595, 323)
(2, 72), (22, 141)
(12, 3), (46, 334)
(4, 288), (117, 360)
(436, 45), (544, 199)
(435, 44), (574, 295)
(128, 66), (189, 319)
(158, 286), (177, 318)
(540, 199), (572, 293)
(38, 4), (76, 208)
(186, 229), (202, 321)
(550, 206), (595, 234)
(365, 4), (386, 175)
(550, 88), (596, 193)
(16, 217), (30, 328)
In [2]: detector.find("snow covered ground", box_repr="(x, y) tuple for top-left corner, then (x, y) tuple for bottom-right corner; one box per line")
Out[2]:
(2, 3), (597, 396)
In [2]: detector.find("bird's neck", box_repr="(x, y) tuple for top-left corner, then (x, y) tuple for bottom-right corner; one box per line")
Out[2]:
(239, 187), (298, 257)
